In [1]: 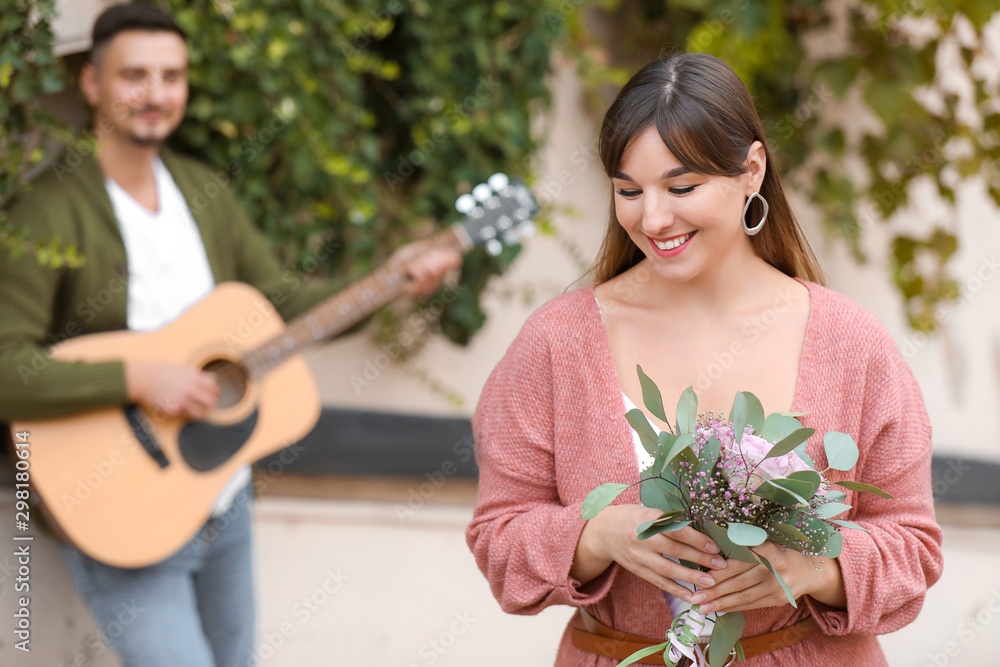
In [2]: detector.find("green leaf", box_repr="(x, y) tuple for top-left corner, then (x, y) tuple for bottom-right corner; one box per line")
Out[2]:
(582, 483), (630, 520)
(771, 522), (810, 544)
(704, 521), (758, 564)
(638, 518), (692, 540)
(708, 610), (745, 667)
(836, 480), (894, 499)
(823, 529), (844, 558)
(771, 476), (820, 501)
(763, 428), (815, 460)
(824, 490), (848, 502)
(665, 433), (696, 466)
(755, 480), (808, 506)
(760, 413), (803, 443)
(699, 435), (721, 474)
(636, 365), (668, 423)
(732, 392), (765, 443)
(786, 471), (822, 496)
(676, 386), (698, 435)
(626, 408), (659, 457)
(813, 502), (852, 519)
(824, 432), (859, 471)
(639, 476), (685, 512)
(730, 392), (749, 444)
(727, 522), (768, 546)
(756, 551), (798, 608)
(618, 642), (668, 667)
(830, 519), (870, 532)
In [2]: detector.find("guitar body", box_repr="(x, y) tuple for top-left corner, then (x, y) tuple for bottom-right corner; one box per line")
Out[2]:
(12, 282), (321, 568)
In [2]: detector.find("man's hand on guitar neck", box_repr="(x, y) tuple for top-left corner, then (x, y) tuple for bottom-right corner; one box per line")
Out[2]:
(124, 360), (220, 420)
(390, 244), (462, 297)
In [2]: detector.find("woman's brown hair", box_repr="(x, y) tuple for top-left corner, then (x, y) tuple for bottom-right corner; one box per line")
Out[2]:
(593, 53), (824, 285)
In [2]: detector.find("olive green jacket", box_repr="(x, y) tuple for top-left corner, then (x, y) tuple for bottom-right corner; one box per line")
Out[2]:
(0, 148), (346, 421)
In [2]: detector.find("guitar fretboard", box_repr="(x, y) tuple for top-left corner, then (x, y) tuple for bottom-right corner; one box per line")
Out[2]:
(242, 226), (468, 377)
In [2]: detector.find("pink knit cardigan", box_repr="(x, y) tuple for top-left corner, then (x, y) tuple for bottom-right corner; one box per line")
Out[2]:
(466, 280), (943, 666)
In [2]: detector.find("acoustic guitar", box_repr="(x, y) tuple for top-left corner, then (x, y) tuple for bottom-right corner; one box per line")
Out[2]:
(11, 174), (537, 568)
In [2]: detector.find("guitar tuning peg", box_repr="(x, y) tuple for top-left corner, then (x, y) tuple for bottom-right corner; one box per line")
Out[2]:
(485, 239), (503, 256)
(455, 194), (476, 214)
(472, 183), (492, 202)
(488, 173), (509, 191)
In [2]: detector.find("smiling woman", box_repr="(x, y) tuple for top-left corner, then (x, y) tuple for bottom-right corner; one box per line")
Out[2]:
(467, 53), (942, 667)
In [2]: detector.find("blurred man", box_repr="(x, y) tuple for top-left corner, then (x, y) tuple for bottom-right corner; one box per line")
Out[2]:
(0, 4), (459, 665)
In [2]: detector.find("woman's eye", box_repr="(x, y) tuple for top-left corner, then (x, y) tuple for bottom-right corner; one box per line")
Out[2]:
(615, 189), (641, 198)
(669, 185), (697, 195)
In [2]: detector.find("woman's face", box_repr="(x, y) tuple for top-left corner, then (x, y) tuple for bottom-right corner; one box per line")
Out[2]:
(611, 125), (764, 284)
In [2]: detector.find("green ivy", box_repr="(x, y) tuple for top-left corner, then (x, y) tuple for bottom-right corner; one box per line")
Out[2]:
(4, 0), (997, 340)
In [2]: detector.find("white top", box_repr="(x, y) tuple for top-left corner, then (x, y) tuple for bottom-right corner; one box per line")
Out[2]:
(106, 157), (251, 516)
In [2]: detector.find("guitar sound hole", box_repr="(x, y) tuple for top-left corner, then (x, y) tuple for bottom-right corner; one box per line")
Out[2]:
(202, 359), (250, 410)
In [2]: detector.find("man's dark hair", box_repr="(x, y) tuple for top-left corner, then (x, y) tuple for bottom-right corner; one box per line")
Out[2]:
(89, 3), (186, 66)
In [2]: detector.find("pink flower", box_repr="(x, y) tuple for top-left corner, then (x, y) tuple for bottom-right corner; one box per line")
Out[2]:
(717, 430), (812, 492)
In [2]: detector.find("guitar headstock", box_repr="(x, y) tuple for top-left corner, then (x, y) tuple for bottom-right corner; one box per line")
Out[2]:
(454, 173), (538, 256)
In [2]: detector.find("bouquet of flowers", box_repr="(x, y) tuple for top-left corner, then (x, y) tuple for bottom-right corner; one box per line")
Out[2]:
(582, 366), (891, 667)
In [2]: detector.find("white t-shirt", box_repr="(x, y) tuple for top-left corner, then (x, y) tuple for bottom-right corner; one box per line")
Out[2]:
(106, 156), (251, 516)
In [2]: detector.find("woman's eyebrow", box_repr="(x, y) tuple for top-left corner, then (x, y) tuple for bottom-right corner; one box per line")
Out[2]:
(612, 166), (691, 181)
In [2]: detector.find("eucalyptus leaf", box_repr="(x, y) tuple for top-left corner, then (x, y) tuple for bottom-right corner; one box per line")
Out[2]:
(772, 522), (810, 543)
(760, 413), (803, 443)
(730, 392), (749, 445)
(638, 519), (692, 540)
(581, 483), (630, 520)
(755, 551), (798, 608)
(813, 502), (852, 519)
(708, 610), (745, 667)
(824, 431), (859, 471)
(699, 435), (722, 474)
(636, 365), (668, 424)
(824, 490), (848, 502)
(639, 477), (685, 512)
(626, 408), (659, 457)
(755, 480), (808, 506)
(676, 386), (698, 435)
(830, 519), (870, 532)
(727, 522), (768, 546)
(771, 476), (820, 501)
(836, 480), (894, 499)
(775, 411), (810, 417)
(618, 641), (669, 667)
(823, 529), (844, 558)
(786, 471), (822, 496)
(704, 521), (759, 563)
(665, 433), (696, 466)
(763, 427), (815, 460)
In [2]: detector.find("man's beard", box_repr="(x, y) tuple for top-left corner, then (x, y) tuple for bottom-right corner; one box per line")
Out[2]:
(127, 132), (166, 148)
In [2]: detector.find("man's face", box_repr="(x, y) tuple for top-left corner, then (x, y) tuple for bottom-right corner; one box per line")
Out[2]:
(81, 30), (188, 146)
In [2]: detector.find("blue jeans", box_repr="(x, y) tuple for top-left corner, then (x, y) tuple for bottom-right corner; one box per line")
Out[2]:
(62, 483), (256, 667)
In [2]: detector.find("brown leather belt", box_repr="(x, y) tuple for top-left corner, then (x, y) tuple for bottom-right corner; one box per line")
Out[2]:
(571, 608), (820, 665)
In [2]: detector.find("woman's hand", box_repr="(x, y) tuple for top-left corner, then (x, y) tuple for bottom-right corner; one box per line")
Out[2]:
(572, 504), (729, 601)
(688, 541), (846, 613)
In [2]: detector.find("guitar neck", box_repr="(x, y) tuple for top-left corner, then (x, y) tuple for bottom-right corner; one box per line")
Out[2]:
(243, 225), (471, 377)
